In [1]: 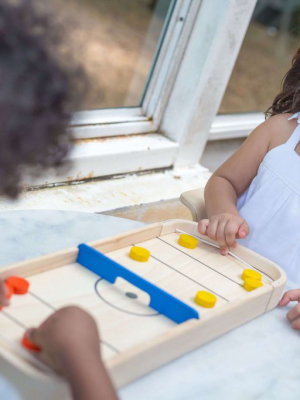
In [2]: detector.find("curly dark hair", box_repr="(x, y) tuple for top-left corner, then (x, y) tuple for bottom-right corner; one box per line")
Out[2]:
(0, 0), (85, 197)
(266, 46), (300, 118)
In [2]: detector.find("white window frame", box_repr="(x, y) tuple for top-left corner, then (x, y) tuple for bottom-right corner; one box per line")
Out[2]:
(69, 0), (196, 140)
(209, 112), (264, 141)
(70, 107), (153, 138)
(160, 0), (258, 166)
(29, 0), (258, 187)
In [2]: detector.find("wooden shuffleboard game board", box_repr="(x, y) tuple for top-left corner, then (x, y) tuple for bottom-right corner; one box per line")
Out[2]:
(0, 220), (286, 399)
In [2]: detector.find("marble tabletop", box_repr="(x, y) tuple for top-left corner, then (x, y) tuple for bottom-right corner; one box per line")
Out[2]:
(0, 210), (144, 267)
(121, 280), (300, 400)
(0, 210), (299, 400)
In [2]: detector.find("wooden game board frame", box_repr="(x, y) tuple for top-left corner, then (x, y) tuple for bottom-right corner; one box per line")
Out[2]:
(0, 219), (287, 390)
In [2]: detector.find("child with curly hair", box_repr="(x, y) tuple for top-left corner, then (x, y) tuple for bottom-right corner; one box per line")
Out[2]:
(0, 1), (117, 399)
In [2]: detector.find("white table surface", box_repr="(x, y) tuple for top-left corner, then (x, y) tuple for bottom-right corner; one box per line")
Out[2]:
(0, 210), (299, 400)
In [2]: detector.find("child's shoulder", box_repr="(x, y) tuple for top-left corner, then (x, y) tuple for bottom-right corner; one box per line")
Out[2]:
(262, 112), (296, 130)
(262, 113), (298, 150)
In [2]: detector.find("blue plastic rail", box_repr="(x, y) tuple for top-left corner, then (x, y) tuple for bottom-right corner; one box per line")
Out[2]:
(77, 244), (199, 324)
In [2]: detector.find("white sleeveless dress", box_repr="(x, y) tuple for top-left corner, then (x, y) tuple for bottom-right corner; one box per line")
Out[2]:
(237, 112), (300, 284)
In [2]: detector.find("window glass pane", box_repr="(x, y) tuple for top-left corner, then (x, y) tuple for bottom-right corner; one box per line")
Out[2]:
(219, 0), (300, 114)
(38, 0), (173, 110)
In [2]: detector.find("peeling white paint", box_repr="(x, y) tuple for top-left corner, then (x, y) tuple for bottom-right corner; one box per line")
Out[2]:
(23, 134), (179, 187)
(0, 165), (211, 213)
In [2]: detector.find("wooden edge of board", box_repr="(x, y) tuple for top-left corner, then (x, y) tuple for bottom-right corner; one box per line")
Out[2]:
(0, 219), (287, 387)
(266, 280), (286, 311)
(0, 223), (164, 280)
(86, 222), (163, 253)
(0, 247), (78, 279)
(0, 343), (70, 399)
(0, 283), (277, 387)
(106, 285), (278, 388)
(0, 335), (61, 383)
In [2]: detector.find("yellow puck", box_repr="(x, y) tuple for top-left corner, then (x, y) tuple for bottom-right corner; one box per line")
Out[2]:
(129, 246), (150, 262)
(242, 269), (262, 282)
(178, 234), (198, 249)
(194, 291), (217, 308)
(243, 278), (263, 292)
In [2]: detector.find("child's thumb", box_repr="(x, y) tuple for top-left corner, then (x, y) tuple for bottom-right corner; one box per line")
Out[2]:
(237, 221), (250, 239)
(26, 327), (42, 347)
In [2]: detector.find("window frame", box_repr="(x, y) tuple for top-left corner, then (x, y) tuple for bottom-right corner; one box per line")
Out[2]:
(28, 0), (258, 187)
(160, 0), (258, 166)
(70, 0), (196, 139)
(209, 113), (264, 141)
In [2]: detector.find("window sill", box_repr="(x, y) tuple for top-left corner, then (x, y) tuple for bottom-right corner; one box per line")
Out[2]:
(0, 165), (210, 213)
(24, 133), (179, 187)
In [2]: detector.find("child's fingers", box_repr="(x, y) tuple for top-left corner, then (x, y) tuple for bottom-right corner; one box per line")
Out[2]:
(206, 219), (218, 241)
(287, 303), (300, 323)
(278, 293), (290, 306)
(25, 328), (60, 371)
(205, 219), (226, 254)
(237, 221), (250, 239)
(219, 246), (230, 256)
(216, 220), (229, 254)
(0, 282), (5, 295)
(224, 220), (240, 248)
(26, 327), (43, 347)
(198, 219), (209, 235)
(278, 289), (300, 306)
(0, 281), (9, 307)
(291, 317), (300, 330)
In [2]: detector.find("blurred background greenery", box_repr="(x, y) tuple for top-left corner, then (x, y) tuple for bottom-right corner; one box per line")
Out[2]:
(37, 0), (300, 113)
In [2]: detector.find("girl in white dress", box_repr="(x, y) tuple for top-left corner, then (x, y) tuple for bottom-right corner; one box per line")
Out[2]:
(198, 46), (300, 330)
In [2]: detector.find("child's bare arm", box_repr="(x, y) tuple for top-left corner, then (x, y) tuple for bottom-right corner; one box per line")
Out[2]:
(26, 307), (118, 400)
(199, 114), (296, 253)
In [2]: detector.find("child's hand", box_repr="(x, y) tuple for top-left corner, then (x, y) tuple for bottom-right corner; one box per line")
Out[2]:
(0, 280), (10, 308)
(198, 213), (250, 255)
(25, 306), (101, 375)
(279, 290), (300, 330)
(26, 306), (118, 400)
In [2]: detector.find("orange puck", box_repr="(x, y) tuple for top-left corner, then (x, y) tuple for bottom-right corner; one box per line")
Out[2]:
(21, 333), (41, 352)
(6, 277), (29, 295)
